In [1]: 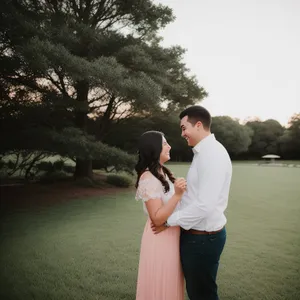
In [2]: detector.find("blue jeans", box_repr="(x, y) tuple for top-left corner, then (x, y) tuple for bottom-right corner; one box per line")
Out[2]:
(180, 227), (226, 300)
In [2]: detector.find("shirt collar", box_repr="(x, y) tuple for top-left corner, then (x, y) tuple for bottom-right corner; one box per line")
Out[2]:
(192, 134), (215, 154)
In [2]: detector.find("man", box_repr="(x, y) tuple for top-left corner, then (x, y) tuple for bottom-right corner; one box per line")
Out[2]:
(152, 105), (232, 300)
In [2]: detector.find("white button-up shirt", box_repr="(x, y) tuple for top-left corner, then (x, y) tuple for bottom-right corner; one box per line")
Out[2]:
(167, 134), (232, 231)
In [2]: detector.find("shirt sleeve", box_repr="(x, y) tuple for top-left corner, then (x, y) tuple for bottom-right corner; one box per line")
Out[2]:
(167, 154), (230, 229)
(135, 175), (163, 202)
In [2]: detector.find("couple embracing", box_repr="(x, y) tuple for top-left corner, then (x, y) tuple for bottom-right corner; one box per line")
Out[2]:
(135, 105), (232, 300)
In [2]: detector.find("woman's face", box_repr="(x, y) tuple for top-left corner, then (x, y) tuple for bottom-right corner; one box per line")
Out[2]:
(159, 136), (171, 164)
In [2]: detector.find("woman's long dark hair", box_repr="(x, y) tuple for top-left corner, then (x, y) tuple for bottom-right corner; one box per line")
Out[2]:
(135, 131), (175, 192)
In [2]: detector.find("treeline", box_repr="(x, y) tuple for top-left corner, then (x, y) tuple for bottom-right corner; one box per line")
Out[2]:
(98, 113), (300, 162)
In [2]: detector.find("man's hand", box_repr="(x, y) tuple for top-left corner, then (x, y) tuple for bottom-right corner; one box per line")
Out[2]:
(151, 222), (167, 234)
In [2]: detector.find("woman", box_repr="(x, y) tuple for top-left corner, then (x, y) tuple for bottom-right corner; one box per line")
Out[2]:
(135, 131), (186, 300)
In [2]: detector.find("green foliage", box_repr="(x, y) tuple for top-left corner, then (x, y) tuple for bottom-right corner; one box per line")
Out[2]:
(246, 119), (284, 157)
(0, 0), (206, 178)
(1, 0), (298, 176)
(0, 151), (51, 180)
(278, 114), (300, 159)
(36, 161), (53, 173)
(53, 160), (65, 171)
(36, 160), (64, 172)
(93, 145), (136, 174)
(106, 174), (133, 187)
(1, 126), (136, 179)
(0, 0), (205, 119)
(39, 171), (70, 184)
(102, 113), (300, 161)
(103, 114), (254, 161)
(211, 116), (253, 155)
(102, 113), (193, 161)
(63, 165), (76, 174)
(49, 127), (136, 173)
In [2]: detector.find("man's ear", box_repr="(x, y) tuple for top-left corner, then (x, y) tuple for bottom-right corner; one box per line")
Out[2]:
(195, 121), (202, 129)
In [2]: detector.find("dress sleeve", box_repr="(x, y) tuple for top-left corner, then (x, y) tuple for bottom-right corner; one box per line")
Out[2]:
(136, 174), (164, 202)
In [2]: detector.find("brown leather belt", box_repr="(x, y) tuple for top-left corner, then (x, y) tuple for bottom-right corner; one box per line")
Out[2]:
(182, 227), (224, 235)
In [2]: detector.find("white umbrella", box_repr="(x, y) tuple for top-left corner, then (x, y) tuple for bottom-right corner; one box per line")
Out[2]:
(262, 154), (281, 159)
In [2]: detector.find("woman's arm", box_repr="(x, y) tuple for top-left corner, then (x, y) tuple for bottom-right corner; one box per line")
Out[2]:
(145, 193), (182, 227)
(136, 172), (186, 226)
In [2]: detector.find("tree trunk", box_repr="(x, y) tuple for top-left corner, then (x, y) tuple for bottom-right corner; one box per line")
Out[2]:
(97, 94), (115, 140)
(74, 80), (93, 179)
(74, 158), (93, 179)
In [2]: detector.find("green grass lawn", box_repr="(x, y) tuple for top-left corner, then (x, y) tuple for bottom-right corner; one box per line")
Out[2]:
(1, 164), (300, 300)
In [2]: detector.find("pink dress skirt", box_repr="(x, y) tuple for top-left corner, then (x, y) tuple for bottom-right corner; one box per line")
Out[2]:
(136, 218), (184, 300)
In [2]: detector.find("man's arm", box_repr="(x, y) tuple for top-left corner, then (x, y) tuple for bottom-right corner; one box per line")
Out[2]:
(167, 154), (229, 230)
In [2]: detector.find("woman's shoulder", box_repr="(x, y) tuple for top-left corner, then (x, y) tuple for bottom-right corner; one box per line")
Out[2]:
(140, 171), (174, 182)
(138, 170), (163, 188)
(136, 171), (164, 201)
(139, 170), (160, 183)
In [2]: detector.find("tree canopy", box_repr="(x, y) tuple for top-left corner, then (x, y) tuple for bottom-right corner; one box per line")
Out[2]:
(0, 0), (207, 178)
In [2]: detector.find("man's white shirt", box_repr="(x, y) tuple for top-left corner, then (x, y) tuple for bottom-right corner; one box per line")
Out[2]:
(167, 134), (232, 231)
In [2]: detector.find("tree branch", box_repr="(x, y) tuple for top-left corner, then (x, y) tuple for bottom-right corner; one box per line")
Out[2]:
(7, 152), (21, 176)
(91, 0), (108, 25)
(53, 68), (70, 98)
(111, 105), (130, 120)
(112, 107), (133, 121)
(89, 103), (109, 113)
(88, 91), (109, 104)
(70, 0), (80, 18)
(45, 0), (60, 13)
(6, 75), (50, 95)
(82, 0), (93, 23)
(101, 16), (123, 30)
(46, 73), (64, 94)
(91, 0), (118, 27)
(24, 152), (47, 180)
(110, 98), (125, 119)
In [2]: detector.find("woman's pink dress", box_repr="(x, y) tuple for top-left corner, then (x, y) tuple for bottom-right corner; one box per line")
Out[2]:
(135, 173), (184, 300)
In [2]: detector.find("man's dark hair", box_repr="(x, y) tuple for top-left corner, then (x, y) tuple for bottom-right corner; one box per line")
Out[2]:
(179, 105), (212, 130)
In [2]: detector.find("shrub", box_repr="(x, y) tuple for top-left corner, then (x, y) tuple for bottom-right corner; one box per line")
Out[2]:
(92, 144), (136, 174)
(39, 171), (70, 184)
(106, 174), (133, 188)
(63, 164), (75, 174)
(36, 160), (66, 173)
(1, 151), (51, 179)
(0, 159), (6, 169)
(53, 160), (64, 171)
(33, 127), (136, 175)
(36, 161), (53, 172)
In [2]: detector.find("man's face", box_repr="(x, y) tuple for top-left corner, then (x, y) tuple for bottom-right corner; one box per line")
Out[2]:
(180, 116), (201, 147)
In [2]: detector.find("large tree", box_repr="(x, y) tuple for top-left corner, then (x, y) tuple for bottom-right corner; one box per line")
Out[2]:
(0, 0), (206, 178)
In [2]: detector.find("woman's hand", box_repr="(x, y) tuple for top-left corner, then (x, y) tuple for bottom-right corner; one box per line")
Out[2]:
(174, 177), (187, 196)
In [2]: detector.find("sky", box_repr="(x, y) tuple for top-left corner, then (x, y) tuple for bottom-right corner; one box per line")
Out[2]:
(156, 0), (300, 126)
